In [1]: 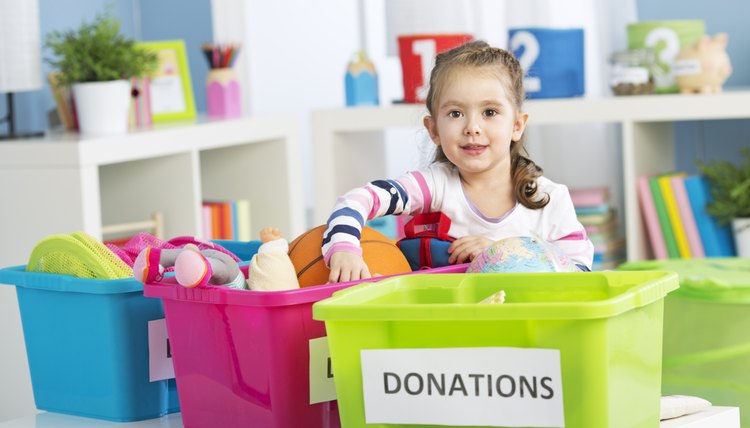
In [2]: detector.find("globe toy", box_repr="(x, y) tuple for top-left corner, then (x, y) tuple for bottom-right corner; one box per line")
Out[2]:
(467, 236), (577, 273)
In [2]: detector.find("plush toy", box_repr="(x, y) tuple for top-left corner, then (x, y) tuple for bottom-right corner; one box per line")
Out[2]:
(246, 227), (299, 291)
(134, 243), (246, 289)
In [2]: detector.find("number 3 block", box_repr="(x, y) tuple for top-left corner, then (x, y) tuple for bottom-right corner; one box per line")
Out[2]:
(627, 20), (706, 94)
(509, 28), (585, 99)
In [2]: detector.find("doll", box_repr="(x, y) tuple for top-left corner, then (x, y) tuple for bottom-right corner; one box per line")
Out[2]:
(133, 243), (246, 289)
(246, 227), (299, 291)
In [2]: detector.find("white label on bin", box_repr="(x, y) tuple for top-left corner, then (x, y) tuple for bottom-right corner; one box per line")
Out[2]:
(309, 336), (337, 404)
(361, 347), (564, 427)
(148, 318), (175, 382)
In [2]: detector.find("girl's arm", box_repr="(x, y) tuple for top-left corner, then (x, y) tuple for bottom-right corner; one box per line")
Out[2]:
(544, 185), (595, 271)
(323, 171), (431, 282)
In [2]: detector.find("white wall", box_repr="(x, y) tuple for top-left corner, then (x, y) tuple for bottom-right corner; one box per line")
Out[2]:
(239, 0), (360, 226)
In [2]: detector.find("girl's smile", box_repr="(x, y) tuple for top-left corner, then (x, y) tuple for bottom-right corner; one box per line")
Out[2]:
(461, 144), (488, 156)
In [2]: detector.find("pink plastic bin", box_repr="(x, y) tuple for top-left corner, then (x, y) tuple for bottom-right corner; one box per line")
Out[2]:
(144, 263), (468, 428)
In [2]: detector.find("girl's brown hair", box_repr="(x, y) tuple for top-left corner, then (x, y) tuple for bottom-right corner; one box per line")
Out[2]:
(425, 40), (549, 209)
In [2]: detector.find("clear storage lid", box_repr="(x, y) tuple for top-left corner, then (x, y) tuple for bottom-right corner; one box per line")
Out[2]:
(620, 258), (750, 302)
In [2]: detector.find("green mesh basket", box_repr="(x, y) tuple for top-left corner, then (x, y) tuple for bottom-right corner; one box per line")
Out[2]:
(26, 231), (132, 279)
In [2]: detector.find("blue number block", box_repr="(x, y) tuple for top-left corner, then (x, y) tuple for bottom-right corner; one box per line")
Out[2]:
(509, 28), (585, 99)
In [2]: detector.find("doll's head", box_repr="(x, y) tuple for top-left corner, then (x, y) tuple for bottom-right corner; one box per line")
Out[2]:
(134, 244), (245, 289)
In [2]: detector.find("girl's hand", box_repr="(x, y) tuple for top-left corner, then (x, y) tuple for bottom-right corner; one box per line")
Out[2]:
(448, 235), (493, 264)
(328, 251), (372, 283)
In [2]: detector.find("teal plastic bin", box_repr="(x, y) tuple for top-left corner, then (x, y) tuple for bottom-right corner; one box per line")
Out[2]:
(0, 238), (262, 421)
(620, 258), (750, 428)
(0, 266), (179, 421)
(314, 271), (678, 428)
(213, 239), (261, 261)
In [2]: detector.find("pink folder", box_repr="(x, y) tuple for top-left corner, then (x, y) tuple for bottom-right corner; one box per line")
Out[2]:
(570, 186), (609, 207)
(637, 175), (668, 259)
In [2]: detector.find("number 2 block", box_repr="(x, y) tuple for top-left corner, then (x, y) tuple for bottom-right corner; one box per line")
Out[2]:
(509, 28), (585, 99)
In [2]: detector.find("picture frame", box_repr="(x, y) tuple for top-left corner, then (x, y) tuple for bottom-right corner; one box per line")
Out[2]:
(138, 40), (197, 123)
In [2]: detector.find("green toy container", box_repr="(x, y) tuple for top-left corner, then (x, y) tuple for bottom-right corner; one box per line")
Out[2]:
(627, 20), (705, 93)
(313, 271), (678, 428)
(620, 258), (750, 428)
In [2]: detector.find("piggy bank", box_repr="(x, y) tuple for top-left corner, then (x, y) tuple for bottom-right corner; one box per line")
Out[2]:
(674, 33), (732, 94)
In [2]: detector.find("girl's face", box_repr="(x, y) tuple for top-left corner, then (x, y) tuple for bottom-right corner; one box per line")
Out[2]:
(424, 68), (528, 182)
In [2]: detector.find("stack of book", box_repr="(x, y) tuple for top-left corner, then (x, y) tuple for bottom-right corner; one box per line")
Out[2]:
(570, 187), (625, 270)
(637, 173), (735, 259)
(202, 199), (252, 241)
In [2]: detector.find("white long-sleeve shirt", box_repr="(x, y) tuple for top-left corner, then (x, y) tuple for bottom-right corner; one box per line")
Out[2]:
(323, 162), (594, 270)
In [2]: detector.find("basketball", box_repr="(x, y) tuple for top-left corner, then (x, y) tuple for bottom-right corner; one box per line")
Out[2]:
(288, 224), (411, 287)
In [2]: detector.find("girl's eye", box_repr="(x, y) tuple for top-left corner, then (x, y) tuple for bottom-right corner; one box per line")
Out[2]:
(448, 111), (462, 118)
(484, 109), (498, 117)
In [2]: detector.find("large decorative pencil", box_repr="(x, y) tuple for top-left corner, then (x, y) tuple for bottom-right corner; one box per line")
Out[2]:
(345, 50), (378, 107)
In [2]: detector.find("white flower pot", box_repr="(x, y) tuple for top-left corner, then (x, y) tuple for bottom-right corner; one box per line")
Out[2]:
(72, 80), (131, 135)
(732, 217), (750, 257)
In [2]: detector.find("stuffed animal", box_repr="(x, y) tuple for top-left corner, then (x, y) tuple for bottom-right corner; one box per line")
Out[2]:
(246, 227), (299, 291)
(134, 243), (246, 289)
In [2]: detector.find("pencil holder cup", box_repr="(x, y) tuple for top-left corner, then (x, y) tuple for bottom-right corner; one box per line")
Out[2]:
(206, 68), (242, 118)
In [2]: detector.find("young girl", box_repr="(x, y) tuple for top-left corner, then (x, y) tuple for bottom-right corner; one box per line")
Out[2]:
(323, 40), (594, 283)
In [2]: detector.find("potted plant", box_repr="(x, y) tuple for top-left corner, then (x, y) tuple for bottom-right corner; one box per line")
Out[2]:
(698, 147), (750, 257)
(45, 12), (157, 135)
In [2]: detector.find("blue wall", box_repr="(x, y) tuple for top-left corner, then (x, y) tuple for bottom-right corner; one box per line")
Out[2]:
(0, 0), (211, 135)
(637, 0), (750, 172)
(139, 0), (213, 115)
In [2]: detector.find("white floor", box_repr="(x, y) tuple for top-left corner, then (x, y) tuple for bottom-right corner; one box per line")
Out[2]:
(0, 407), (740, 428)
(0, 412), (183, 428)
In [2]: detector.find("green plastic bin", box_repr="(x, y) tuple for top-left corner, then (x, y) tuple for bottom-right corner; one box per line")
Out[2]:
(620, 258), (750, 428)
(313, 271), (678, 428)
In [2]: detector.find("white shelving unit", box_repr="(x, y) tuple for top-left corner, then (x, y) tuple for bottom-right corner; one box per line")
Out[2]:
(0, 115), (306, 267)
(312, 90), (750, 262)
(0, 115), (306, 420)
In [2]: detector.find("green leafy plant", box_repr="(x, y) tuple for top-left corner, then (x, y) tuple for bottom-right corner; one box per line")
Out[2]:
(698, 147), (750, 225)
(45, 13), (157, 86)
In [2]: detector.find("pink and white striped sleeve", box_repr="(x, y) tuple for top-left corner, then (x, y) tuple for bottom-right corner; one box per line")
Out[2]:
(321, 171), (432, 266)
(546, 185), (595, 270)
